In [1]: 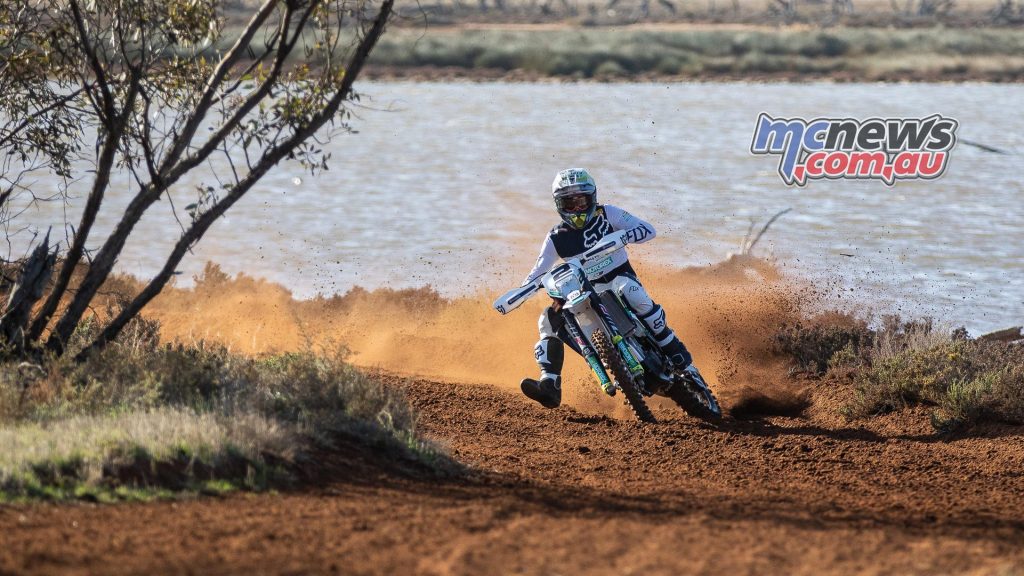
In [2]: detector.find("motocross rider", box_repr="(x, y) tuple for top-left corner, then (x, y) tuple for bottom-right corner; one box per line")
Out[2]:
(520, 168), (709, 409)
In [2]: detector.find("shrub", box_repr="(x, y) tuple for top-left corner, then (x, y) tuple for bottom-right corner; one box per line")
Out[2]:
(773, 315), (872, 375)
(0, 323), (455, 501)
(364, 27), (1024, 80)
(774, 314), (1024, 433)
(654, 56), (682, 75)
(802, 33), (850, 58)
(474, 48), (522, 71)
(594, 60), (626, 78)
(844, 338), (971, 417)
(845, 337), (1024, 433)
(0, 409), (292, 501)
(931, 372), (998, 433)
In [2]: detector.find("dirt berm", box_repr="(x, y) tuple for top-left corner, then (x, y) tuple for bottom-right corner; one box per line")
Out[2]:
(2, 374), (1023, 575)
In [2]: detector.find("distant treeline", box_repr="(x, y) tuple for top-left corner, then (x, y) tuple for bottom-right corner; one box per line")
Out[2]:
(365, 27), (1024, 81)
(221, 0), (1024, 27)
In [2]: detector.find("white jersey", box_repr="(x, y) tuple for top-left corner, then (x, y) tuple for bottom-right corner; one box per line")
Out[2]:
(523, 204), (656, 285)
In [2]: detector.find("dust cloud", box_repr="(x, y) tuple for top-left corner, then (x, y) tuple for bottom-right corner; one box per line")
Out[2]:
(144, 254), (817, 418)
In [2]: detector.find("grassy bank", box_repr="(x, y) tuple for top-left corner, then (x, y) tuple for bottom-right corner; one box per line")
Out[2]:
(364, 26), (1024, 80)
(0, 317), (453, 502)
(775, 316), (1024, 432)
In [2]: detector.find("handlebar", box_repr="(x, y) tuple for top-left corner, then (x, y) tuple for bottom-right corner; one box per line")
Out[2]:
(492, 229), (629, 315)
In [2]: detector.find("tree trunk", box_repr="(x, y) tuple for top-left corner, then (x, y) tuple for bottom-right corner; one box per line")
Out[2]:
(0, 231), (56, 353)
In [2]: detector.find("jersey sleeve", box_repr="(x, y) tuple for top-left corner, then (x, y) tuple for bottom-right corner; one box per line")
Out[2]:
(523, 233), (559, 285)
(604, 205), (656, 244)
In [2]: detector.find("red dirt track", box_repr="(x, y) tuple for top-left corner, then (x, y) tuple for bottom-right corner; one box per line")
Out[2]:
(3, 376), (1024, 575)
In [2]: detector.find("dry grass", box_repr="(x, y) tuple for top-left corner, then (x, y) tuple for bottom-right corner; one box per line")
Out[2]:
(0, 409), (292, 501)
(0, 313), (454, 501)
(775, 315), (1024, 433)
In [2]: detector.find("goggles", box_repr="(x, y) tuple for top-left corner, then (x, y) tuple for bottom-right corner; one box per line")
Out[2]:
(555, 193), (593, 213)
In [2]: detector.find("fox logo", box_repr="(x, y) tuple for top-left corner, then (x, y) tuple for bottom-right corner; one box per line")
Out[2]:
(582, 211), (612, 248)
(534, 343), (546, 361)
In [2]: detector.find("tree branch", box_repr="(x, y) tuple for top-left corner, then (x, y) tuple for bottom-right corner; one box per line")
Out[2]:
(743, 208), (791, 255)
(81, 0), (396, 356)
(158, 0), (280, 173)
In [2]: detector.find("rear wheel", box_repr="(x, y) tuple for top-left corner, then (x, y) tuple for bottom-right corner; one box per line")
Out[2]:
(667, 373), (722, 422)
(592, 331), (656, 423)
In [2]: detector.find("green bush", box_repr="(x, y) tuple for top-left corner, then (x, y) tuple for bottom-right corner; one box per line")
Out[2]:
(775, 314), (1024, 433)
(474, 48), (522, 71)
(931, 372), (998, 433)
(844, 337), (1024, 433)
(844, 338), (974, 417)
(0, 318), (454, 501)
(801, 33), (850, 58)
(773, 316), (872, 375)
(594, 59), (627, 77)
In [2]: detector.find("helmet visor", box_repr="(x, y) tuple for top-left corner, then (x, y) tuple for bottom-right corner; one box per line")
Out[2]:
(555, 193), (593, 213)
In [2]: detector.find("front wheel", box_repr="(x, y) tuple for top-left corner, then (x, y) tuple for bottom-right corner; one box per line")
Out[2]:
(668, 370), (722, 422)
(592, 331), (656, 423)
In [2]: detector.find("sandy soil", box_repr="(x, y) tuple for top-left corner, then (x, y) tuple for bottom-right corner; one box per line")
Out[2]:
(2, 375), (1023, 575)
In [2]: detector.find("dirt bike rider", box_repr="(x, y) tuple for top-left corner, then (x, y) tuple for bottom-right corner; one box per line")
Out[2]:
(520, 168), (710, 409)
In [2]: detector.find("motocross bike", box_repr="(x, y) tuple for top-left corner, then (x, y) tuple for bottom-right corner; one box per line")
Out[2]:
(493, 230), (721, 423)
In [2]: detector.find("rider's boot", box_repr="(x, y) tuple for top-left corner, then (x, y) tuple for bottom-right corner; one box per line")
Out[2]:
(521, 374), (562, 409)
(660, 336), (715, 395)
(522, 336), (564, 408)
(660, 336), (694, 371)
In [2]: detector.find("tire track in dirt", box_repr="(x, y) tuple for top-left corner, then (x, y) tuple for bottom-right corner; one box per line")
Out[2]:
(2, 376), (1023, 575)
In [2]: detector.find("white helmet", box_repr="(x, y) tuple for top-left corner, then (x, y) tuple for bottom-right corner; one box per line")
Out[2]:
(551, 168), (597, 229)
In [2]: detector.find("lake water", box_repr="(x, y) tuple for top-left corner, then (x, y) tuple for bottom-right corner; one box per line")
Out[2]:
(17, 81), (1024, 334)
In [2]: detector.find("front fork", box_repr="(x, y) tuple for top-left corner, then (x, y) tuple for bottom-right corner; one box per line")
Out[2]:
(560, 297), (645, 397)
(561, 312), (616, 395)
(590, 295), (644, 377)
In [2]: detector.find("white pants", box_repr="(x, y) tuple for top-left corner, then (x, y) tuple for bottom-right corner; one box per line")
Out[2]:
(537, 275), (673, 348)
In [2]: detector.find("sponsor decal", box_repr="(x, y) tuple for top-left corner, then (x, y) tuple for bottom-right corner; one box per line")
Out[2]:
(750, 113), (957, 186)
(584, 256), (613, 277)
(624, 224), (652, 244)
